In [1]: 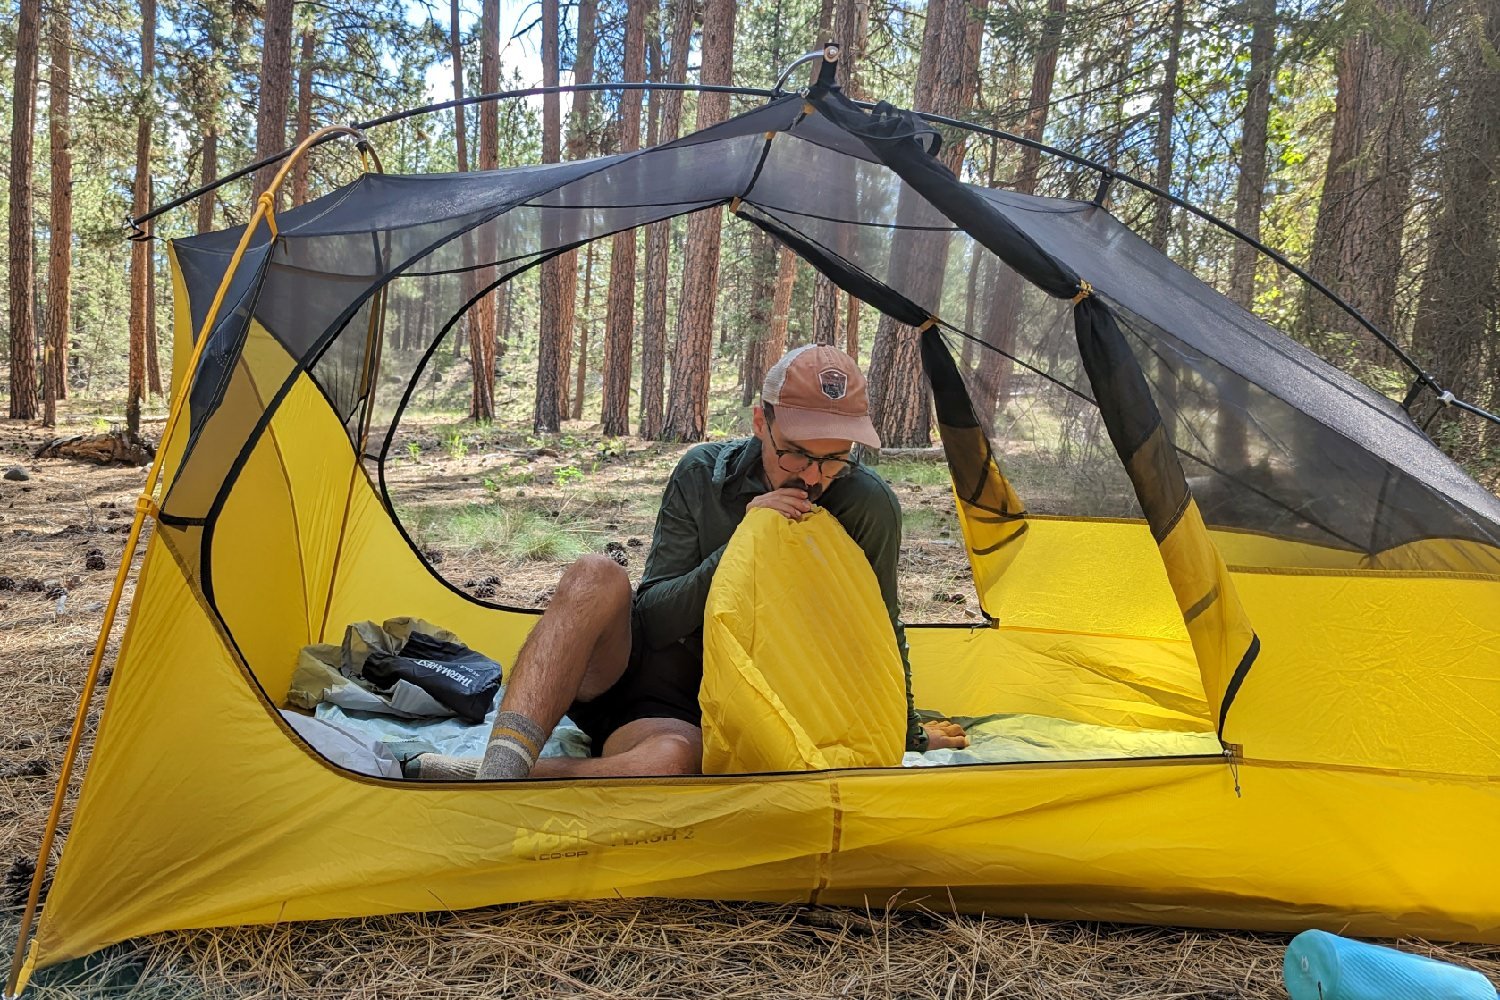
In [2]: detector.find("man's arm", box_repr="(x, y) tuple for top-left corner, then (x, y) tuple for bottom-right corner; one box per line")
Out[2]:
(634, 478), (728, 651)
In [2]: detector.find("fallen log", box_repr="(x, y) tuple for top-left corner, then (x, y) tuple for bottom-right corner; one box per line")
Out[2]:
(33, 431), (155, 467)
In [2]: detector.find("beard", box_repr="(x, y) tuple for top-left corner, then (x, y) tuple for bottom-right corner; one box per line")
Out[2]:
(792, 479), (825, 503)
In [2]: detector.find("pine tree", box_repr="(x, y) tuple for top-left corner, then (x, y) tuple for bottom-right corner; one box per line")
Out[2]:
(601, 0), (649, 435)
(126, 0), (156, 436)
(639, 0), (697, 439)
(44, 0), (73, 424)
(535, 0), (566, 433)
(253, 0), (294, 200)
(662, 0), (736, 441)
(7, 0), (42, 421)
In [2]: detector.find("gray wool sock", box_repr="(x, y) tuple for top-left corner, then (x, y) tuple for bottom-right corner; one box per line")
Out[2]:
(477, 711), (548, 780)
(404, 753), (481, 781)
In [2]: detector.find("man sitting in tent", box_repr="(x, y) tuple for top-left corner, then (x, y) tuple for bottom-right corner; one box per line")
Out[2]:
(406, 345), (968, 780)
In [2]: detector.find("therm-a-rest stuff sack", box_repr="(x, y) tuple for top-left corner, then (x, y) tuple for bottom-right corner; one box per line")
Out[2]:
(361, 631), (503, 724)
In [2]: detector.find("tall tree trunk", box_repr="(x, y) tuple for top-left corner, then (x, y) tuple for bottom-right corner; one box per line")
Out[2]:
(1149, 0), (1186, 253)
(871, 0), (998, 440)
(450, 0), (471, 367)
(147, 226), (162, 396)
(1411, 0), (1500, 439)
(767, 248), (796, 365)
(126, 0), (157, 435)
(1147, 0), (1186, 436)
(1223, 0), (1277, 467)
(639, 0), (697, 438)
(834, 0), (869, 359)
(833, 0), (869, 94)
(740, 234), (782, 405)
(572, 242), (597, 420)
(8, 0), (42, 421)
(291, 26), (315, 206)
(601, 0), (648, 435)
(450, 0), (468, 174)
(809, 0), (840, 359)
(557, 0), (600, 418)
(253, 0), (294, 201)
(43, 1), (72, 425)
(1304, 0), (1428, 353)
(535, 0), (567, 432)
(198, 128), (219, 234)
(812, 278), (838, 346)
(470, 0), (502, 419)
(662, 0), (735, 441)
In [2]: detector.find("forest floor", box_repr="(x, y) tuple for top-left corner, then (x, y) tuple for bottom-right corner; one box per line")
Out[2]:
(2, 412), (1498, 998)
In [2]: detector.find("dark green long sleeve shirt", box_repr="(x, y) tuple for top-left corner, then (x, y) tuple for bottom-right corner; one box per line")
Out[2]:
(633, 437), (922, 750)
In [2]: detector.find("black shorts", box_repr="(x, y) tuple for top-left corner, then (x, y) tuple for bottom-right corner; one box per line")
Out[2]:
(565, 615), (702, 756)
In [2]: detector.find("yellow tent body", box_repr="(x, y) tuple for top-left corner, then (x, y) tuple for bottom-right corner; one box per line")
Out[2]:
(12, 90), (1500, 990)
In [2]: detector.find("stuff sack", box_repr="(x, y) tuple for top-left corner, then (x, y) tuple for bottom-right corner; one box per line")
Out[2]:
(288, 617), (503, 722)
(360, 630), (502, 724)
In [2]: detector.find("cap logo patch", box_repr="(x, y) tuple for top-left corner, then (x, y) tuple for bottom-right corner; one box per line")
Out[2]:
(818, 368), (848, 400)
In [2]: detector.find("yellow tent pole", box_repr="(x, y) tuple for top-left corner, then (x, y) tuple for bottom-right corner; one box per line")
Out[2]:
(5, 124), (378, 999)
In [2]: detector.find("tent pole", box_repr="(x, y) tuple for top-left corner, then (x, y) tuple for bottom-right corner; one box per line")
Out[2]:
(3, 124), (377, 999)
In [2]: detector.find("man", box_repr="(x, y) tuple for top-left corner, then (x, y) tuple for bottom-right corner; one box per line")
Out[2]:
(408, 344), (967, 780)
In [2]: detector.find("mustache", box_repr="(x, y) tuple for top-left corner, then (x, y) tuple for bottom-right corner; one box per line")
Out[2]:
(793, 480), (825, 503)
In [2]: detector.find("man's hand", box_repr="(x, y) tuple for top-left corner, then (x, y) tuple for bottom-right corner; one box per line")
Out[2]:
(923, 720), (969, 751)
(748, 487), (814, 521)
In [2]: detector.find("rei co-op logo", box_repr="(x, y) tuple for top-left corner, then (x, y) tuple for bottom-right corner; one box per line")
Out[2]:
(512, 817), (592, 862)
(512, 818), (697, 862)
(818, 367), (848, 400)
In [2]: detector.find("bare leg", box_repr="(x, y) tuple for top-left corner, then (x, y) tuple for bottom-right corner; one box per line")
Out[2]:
(529, 717), (703, 778)
(478, 554), (635, 777)
(498, 553), (635, 733)
(405, 554), (633, 781)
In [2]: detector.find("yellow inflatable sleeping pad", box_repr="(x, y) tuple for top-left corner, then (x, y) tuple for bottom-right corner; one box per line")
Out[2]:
(700, 506), (907, 773)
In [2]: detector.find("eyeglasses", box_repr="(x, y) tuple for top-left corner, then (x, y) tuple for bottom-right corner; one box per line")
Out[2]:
(766, 418), (857, 480)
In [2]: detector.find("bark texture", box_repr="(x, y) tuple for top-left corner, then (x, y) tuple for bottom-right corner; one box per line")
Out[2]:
(252, 0), (294, 200)
(44, 1), (73, 424)
(663, 0), (739, 441)
(470, 0), (502, 420)
(1411, 0), (1500, 434)
(601, 0), (649, 435)
(1305, 0), (1429, 350)
(638, 0), (698, 439)
(8, 0), (42, 420)
(973, 0), (1066, 427)
(535, 0), (566, 432)
(291, 27), (315, 206)
(555, 0), (600, 417)
(1221, 0), (1277, 468)
(127, 0), (157, 435)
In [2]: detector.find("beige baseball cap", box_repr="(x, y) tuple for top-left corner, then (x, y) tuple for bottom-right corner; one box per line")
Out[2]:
(761, 344), (881, 449)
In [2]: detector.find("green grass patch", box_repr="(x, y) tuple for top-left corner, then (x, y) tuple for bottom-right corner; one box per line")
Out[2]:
(901, 506), (946, 534)
(400, 503), (594, 562)
(876, 459), (952, 487)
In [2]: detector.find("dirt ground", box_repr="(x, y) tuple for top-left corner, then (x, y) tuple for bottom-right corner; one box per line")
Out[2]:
(2, 413), (1497, 998)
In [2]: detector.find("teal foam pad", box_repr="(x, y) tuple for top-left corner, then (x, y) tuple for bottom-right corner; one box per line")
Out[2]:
(1285, 930), (1497, 1000)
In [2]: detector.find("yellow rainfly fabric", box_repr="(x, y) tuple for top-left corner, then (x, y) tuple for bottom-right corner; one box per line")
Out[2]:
(1155, 497), (1259, 735)
(700, 507), (907, 773)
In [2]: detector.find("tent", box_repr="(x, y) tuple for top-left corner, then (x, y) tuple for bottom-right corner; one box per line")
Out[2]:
(10, 76), (1500, 992)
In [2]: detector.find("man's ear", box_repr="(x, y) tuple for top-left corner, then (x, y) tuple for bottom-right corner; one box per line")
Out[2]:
(751, 405), (765, 437)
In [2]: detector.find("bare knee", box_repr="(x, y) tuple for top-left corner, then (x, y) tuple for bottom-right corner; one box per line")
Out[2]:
(554, 553), (631, 612)
(649, 733), (702, 775)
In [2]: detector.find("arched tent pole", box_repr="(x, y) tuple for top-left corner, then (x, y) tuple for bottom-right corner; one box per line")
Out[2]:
(4, 124), (380, 1000)
(126, 80), (1499, 429)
